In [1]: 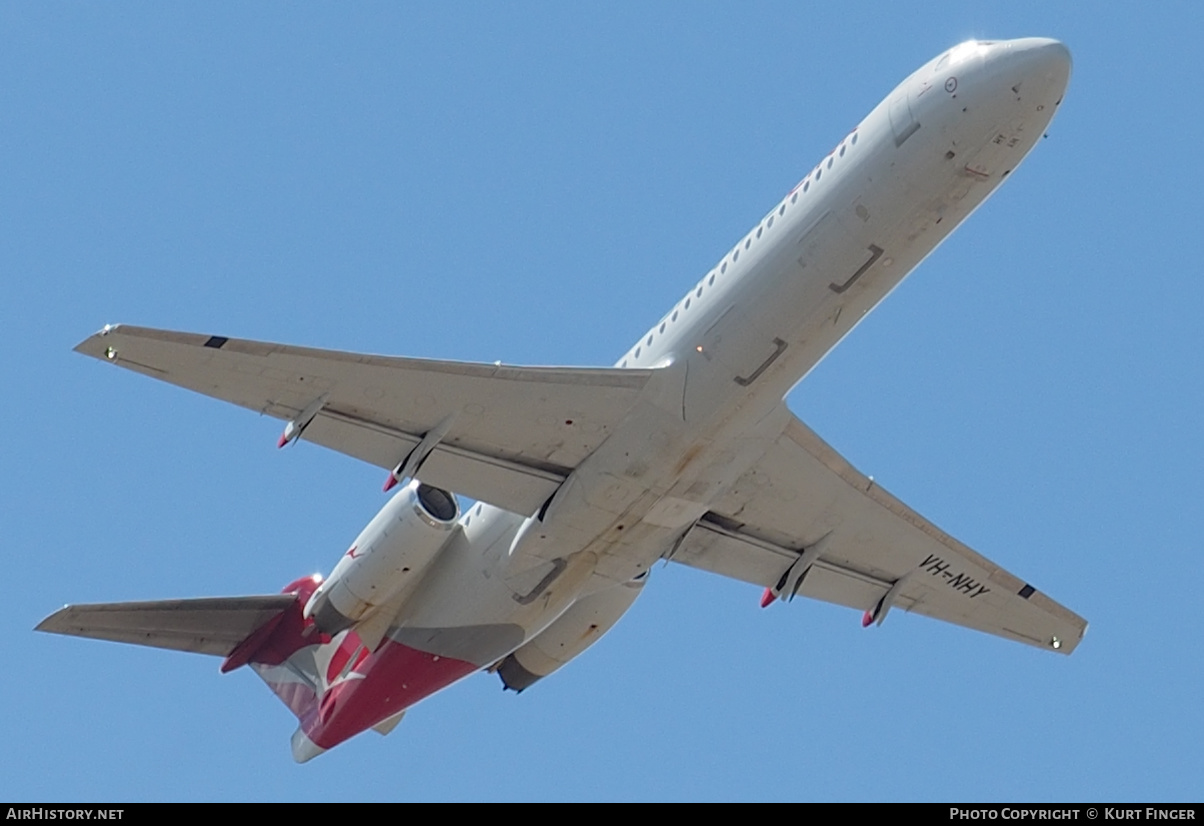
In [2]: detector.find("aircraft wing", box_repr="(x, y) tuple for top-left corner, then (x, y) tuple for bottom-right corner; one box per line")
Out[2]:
(76, 325), (656, 516)
(669, 412), (1088, 654)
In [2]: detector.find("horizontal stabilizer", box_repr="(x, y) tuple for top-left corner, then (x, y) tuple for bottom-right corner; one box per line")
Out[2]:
(36, 595), (297, 657)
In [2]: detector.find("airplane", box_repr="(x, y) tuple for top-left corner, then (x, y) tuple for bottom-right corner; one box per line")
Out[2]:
(38, 37), (1087, 763)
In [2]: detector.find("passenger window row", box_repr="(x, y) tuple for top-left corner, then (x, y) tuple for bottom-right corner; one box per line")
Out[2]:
(622, 130), (858, 367)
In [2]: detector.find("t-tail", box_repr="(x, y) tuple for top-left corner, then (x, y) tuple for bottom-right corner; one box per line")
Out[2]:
(35, 574), (402, 763)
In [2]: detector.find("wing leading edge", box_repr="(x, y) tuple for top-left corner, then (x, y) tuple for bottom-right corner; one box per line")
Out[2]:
(76, 325), (657, 516)
(670, 412), (1087, 654)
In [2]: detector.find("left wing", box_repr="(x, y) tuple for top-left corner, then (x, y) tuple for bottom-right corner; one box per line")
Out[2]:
(76, 325), (657, 516)
(669, 412), (1087, 654)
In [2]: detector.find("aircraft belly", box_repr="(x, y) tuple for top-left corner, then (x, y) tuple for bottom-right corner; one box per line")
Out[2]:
(298, 637), (482, 754)
(388, 623), (526, 666)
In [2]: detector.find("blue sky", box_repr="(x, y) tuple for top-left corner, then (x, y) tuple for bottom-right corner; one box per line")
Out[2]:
(4, 3), (1202, 802)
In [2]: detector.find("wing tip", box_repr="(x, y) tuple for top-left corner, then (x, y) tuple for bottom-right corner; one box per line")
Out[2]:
(34, 605), (77, 635)
(73, 323), (125, 358)
(1045, 618), (1087, 656)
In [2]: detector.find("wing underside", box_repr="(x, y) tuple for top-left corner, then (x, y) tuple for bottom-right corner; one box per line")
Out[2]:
(670, 413), (1087, 654)
(76, 325), (657, 516)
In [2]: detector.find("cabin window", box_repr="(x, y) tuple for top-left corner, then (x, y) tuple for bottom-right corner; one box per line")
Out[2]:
(827, 157), (833, 169)
(852, 132), (858, 145)
(696, 286), (703, 298)
(708, 274), (715, 286)
(672, 310), (678, 322)
(791, 192), (798, 203)
(733, 249), (740, 261)
(685, 298), (691, 310)
(839, 144), (846, 157)
(744, 239), (751, 250)
(767, 215), (774, 228)
(647, 334), (653, 346)
(779, 205), (786, 216)
(756, 227), (763, 239)
(659, 322), (666, 333)
(721, 262), (727, 273)
(635, 347), (641, 358)
(815, 168), (821, 181)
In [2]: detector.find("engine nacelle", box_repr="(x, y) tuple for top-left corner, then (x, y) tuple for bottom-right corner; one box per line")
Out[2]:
(497, 574), (645, 692)
(304, 479), (459, 635)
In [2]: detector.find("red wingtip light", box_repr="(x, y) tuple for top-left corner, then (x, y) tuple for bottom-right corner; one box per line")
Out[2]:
(861, 610), (874, 628)
(382, 474), (399, 492)
(277, 433), (289, 449)
(760, 588), (776, 608)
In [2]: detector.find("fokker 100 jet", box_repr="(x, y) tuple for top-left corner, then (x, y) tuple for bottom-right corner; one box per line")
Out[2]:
(39, 38), (1087, 762)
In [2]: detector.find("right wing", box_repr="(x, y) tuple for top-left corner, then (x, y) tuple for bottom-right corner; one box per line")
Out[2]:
(670, 412), (1087, 654)
(76, 325), (657, 516)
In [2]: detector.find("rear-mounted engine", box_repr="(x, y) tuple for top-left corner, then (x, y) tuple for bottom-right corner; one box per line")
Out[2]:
(304, 479), (459, 634)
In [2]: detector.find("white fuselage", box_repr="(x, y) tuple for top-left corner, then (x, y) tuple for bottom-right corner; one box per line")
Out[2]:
(380, 38), (1072, 667)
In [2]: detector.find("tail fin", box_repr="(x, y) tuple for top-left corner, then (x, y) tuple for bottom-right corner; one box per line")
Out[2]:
(239, 576), (387, 762)
(36, 575), (386, 762)
(238, 576), (329, 742)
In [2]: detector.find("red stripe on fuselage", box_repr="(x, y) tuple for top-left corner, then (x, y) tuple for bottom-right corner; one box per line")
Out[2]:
(303, 639), (478, 750)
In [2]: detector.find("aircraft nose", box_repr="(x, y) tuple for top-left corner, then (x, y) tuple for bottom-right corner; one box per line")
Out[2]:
(1008, 38), (1071, 72)
(993, 37), (1072, 92)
